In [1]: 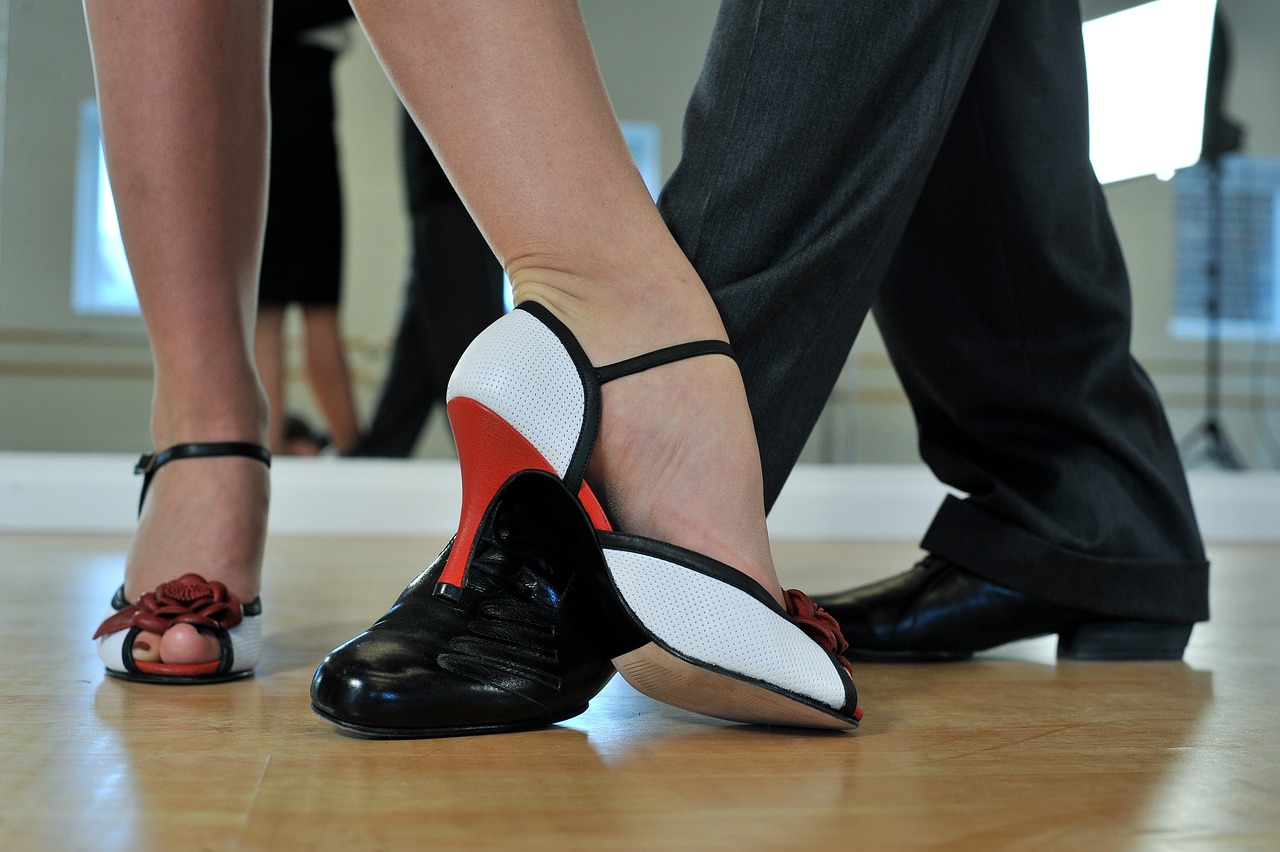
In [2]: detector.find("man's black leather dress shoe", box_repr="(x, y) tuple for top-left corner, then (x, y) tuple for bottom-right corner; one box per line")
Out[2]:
(311, 473), (636, 738)
(812, 557), (1193, 661)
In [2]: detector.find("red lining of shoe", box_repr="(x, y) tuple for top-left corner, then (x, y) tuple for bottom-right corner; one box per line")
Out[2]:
(442, 397), (611, 593)
(135, 659), (222, 676)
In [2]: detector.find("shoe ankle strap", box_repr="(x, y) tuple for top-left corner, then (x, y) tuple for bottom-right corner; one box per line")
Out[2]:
(135, 442), (271, 513)
(595, 340), (736, 385)
(515, 300), (736, 385)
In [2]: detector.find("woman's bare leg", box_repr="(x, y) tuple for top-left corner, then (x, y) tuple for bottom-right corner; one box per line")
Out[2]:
(255, 304), (288, 455)
(84, 1), (271, 662)
(352, 0), (778, 598)
(301, 305), (361, 454)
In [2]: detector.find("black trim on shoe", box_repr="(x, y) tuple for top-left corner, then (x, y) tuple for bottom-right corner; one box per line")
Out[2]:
(598, 530), (785, 614)
(135, 441), (271, 512)
(513, 302), (737, 496)
(595, 340), (736, 384)
(121, 626), (142, 675)
(110, 585), (130, 611)
(514, 302), (602, 496)
(597, 530), (861, 727)
(214, 628), (235, 675)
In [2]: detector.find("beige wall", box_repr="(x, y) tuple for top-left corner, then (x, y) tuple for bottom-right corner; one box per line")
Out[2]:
(2, 1), (1278, 468)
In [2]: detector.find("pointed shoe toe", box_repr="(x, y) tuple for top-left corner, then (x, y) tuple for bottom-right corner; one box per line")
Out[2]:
(600, 533), (861, 731)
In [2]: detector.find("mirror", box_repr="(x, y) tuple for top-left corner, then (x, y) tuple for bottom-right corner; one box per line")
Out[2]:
(0, 1), (735, 458)
(1, 1), (1277, 468)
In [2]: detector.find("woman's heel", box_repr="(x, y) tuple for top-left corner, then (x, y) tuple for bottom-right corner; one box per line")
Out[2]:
(1057, 620), (1193, 660)
(435, 396), (562, 600)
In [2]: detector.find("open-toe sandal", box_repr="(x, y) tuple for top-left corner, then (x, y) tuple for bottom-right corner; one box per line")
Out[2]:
(93, 442), (270, 684)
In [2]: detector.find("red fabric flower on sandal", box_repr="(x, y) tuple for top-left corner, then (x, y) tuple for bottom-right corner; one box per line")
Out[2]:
(784, 588), (854, 676)
(93, 573), (243, 639)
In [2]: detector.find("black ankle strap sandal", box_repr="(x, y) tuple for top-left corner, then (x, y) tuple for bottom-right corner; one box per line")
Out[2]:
(95, 442), (271, 684)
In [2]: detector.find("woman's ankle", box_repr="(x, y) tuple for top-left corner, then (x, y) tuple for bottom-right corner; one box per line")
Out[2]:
(509, 271), (728, 365)
(125, 451), (269, 603)
(149, 375), (271, 450)
(588, 343), (782, 602)
(506, 270), (781, 598)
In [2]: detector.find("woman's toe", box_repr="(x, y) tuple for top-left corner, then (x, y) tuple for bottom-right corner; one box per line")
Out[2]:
(131, 630), (163, 663)
(157, 623), (222, 665)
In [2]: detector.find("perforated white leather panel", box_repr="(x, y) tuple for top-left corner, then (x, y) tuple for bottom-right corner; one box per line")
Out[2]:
(97, 629), (129, 672)
(604, 549), (846, 708)
(447, 310), (586, 477)
(229, 614), (261, 672)
(96, 613), (261, 674)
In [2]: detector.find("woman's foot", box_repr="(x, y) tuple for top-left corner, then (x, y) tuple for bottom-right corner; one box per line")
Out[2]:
(121, 448), (269, 666)
(512, 286), (782, 605)
(591, 352), (782, 605)
(462, 299), (858, 728)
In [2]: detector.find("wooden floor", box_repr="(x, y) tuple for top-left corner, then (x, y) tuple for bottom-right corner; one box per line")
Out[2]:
(1, 534), (1277, 850)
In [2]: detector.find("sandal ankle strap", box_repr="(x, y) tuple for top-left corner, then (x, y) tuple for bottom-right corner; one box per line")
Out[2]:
(595, 340), (736, 385)
(135, 441), (271, 513)
(515, 300), (736, 387)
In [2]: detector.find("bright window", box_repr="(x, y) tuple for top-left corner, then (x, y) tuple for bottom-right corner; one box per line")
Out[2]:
(73, 103), (662, 320)
(72, 99), (139, 316)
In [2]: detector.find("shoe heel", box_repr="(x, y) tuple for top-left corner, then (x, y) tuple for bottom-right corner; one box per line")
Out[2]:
(1057, 620), (1192, 661)
(437, 307), (619, 599)
(436, 395), (613, 600)
(435, 396), (558, 599)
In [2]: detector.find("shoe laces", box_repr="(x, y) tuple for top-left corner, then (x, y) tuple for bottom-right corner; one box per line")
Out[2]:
(438, 503), (572, 689)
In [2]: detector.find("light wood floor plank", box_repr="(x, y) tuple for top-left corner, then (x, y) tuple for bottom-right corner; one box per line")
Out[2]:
(1, 534), (1276, 849)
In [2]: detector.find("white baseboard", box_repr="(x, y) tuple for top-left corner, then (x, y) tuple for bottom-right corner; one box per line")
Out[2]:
(1, 452), (1277, 543)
